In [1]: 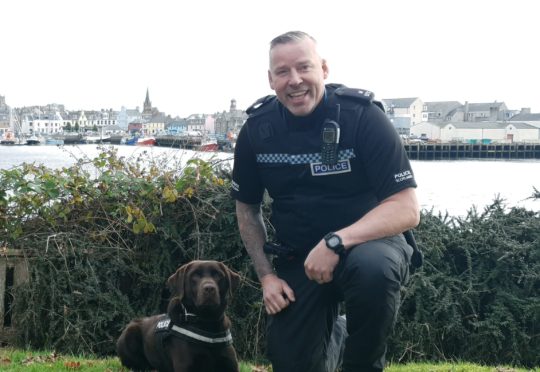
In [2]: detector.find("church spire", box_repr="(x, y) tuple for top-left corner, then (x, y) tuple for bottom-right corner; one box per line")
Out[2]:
(142, 88), (153, 118)
(144, 88), (152, 110)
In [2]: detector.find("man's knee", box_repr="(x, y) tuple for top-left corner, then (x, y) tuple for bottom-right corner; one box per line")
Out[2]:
(340, 236), (409, 291)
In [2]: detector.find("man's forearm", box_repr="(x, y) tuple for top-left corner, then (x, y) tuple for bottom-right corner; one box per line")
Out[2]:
(235, 201), (274, 281)
(339, 187), (420, 249)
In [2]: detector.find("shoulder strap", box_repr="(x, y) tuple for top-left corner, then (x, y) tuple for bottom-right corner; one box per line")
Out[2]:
(245, 96), (285, 143)
(334, 86), (374, 104)
(246, 95), (276, 116)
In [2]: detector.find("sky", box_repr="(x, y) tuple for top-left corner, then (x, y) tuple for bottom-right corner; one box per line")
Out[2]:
(1, 0), (538, 118)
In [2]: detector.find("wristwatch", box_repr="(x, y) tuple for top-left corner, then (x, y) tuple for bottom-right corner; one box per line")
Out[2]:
(324, 232), (345, 256)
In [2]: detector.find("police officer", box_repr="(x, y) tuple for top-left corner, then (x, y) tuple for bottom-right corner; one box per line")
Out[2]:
(231, 31), (420, 372)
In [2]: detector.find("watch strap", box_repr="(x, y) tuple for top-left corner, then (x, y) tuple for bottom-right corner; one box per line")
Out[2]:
(324, 232), (345, 256)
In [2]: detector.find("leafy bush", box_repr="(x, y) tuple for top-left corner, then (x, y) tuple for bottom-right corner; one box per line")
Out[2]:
(0, 147), (262, 360)
(1, 147), (538, 367)
(391, 201), (540, 367)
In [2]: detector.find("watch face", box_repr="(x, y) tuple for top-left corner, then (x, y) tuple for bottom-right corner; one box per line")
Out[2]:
(328, 236), (340, 247)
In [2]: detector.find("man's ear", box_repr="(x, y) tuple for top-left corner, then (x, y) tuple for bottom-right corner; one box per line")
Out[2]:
(322, 59), (329, 79)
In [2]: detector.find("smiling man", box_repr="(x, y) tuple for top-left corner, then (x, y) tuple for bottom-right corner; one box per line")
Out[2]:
(231, 31), (421, 372)
(268, 34), (328, 116)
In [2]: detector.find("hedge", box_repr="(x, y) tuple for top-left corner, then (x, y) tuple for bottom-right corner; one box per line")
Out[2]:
(0, 147), (538, 367)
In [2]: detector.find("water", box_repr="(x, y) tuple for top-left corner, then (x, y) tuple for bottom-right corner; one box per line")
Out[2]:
(413, 160), (540, 216)
(1, 144), (539, 216)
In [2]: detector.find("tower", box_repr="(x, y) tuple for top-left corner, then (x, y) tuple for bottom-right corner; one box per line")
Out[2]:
(142, 88), (153, 119)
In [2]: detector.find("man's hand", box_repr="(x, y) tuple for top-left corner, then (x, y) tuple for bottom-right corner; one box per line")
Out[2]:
(304, 240), (340, 284)
(260, 274), (295, 314)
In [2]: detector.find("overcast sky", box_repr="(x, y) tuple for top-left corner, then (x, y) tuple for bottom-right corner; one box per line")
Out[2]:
(1, 0), (538, 117)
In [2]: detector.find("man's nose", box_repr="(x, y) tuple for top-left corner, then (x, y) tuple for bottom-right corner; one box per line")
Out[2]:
(288, 69), (302, 85)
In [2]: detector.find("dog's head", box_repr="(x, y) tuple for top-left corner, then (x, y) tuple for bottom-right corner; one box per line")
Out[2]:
(166, 260), (240, 318)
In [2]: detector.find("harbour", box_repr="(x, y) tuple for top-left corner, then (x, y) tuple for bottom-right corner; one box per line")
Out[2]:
(0, 132), (232, 151)
(1, 144), (539, 217)
(404, 142), (540, 160)
(3, 131), (540, 160)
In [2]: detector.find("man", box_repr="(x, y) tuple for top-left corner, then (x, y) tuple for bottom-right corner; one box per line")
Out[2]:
(231, 31), (420, 372)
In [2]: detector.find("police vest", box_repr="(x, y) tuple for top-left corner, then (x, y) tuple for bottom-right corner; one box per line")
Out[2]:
(244, 84), (423, 268)
(244, 84), (381, 253)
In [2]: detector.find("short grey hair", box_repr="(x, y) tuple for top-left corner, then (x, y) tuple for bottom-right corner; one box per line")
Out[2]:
(269, 31), (317, 51)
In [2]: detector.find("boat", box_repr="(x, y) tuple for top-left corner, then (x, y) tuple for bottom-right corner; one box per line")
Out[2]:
(198, 139), (219, 152)
(84, 134), (111, 144)
(60, 134), (85, 144)
(136, 136), (156, 146)
(45, 137), (64, 145)
(0, 130), (16, 145)
(26, 135), (42, 145)
(108, 134), (126, 144)
(124, 136), (139, 145)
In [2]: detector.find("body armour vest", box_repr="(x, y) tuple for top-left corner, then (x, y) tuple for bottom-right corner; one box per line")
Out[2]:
(245, 84), (382, 254)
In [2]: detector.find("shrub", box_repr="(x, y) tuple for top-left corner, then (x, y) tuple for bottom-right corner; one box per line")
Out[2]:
(1, 147), (538, 367)
(391, 201), (540, 367)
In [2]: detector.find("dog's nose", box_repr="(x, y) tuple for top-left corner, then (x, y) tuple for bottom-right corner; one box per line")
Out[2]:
(202, 283), (217, 294)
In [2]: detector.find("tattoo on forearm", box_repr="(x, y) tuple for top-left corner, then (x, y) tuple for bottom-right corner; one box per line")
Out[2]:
(236, 202), (274, 280)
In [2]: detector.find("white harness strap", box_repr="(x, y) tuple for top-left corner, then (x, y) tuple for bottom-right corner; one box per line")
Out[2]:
(170, 324), (233, 344)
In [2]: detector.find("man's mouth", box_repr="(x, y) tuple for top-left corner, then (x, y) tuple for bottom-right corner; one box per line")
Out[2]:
(288, 91), (308, 101)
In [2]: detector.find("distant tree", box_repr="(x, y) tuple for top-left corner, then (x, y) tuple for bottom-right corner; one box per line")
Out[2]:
(74, 123), (80, 132)
(92, 125), (98, 132)
(64, 123), (72, 132)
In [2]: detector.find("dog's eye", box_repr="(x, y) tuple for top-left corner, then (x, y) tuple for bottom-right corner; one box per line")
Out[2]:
(211, 271), (224, 280)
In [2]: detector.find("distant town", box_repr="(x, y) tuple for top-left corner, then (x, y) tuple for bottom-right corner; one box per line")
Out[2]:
(1, 89), (540, 150)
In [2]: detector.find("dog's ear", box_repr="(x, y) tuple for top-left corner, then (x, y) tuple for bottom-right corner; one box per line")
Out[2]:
(219, 262), (241, 295)
(167, 262), (191, 301)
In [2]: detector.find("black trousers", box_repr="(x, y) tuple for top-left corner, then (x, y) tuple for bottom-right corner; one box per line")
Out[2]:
(266, 235), (413, 372)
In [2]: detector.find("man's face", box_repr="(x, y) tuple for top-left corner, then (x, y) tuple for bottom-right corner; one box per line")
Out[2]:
(268, 38), (328, 117)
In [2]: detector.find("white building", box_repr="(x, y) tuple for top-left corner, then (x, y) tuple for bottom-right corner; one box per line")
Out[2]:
(382, 97), (423, 126)
(421, 101), (463, 122)
(410, 121), (540, 143)
(117, 106), (142, 130)
(86, 109), (118, 130)
(185, 114), (207, 134)
(22, 112), (64, 135)
(509, 108), (540, 128)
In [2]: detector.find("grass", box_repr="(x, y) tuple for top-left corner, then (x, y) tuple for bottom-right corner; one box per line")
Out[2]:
(0, 347), (259, 371)
(0, 348), (537, 371)
(386, 362), (539, 372)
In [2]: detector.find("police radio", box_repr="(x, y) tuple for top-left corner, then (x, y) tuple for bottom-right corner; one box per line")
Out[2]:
(321, 119), (340, 165)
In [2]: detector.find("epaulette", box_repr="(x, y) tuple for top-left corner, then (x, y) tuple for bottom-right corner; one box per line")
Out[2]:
(246, 95), (276, 115)
(373, 100), (385, 113)
(334, 87), (375, 104)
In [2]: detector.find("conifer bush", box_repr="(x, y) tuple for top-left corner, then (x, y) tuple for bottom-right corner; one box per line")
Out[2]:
(390, 202), (539, 367)
(0, 147), (538, 367)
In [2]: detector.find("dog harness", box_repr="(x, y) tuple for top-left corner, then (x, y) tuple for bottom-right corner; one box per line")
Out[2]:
(154, 312), (233, 364)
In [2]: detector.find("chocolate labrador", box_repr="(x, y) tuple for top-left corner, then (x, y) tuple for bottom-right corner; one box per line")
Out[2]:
(116, 260), (241, 372)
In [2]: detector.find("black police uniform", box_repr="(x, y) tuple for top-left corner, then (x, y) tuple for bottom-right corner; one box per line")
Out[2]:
(231, 84), (417, 372)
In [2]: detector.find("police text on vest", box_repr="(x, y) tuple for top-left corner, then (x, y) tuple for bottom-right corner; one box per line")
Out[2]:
(311, 160), (352, 176)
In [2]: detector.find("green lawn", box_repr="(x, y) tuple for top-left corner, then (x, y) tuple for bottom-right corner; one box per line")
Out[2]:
(0, 347), (258, 371)
(0, 348), (537, 371)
